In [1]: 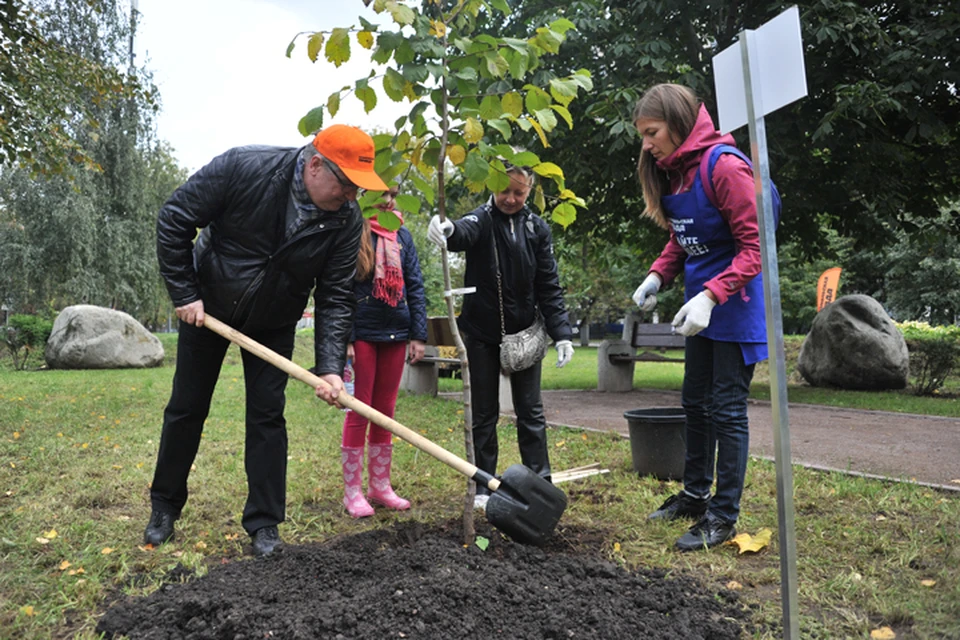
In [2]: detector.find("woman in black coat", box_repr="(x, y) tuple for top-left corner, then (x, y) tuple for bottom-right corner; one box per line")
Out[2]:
(428, 164), (574, 510)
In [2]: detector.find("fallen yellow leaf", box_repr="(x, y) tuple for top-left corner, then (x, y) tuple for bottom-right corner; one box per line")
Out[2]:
(195, 541), (207, 551)
(43, 529), (57, 539)
(555, 440), (566, 448)
(36, 537), (50, 545)
(920, 579), (936, 587)
(875, 514), (887, 521)
(870, 627), (896, 639)
(726, 580), (743, 590)
(20, 605), (35, 617)
(59, 560), (71, 571)
(101, 547), (114, 555)
(67, 567), (85, 575)
(728, 528), (772, 554)
(613, 542), (621, 552)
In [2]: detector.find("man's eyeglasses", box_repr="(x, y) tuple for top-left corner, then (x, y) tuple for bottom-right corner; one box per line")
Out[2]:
(322, 158), (359, 191)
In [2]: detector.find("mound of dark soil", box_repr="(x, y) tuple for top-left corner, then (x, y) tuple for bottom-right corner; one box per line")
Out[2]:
(97, 520), (747, 639)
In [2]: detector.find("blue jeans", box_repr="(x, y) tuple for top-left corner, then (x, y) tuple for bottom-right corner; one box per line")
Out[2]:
(681, 335), (755, 523)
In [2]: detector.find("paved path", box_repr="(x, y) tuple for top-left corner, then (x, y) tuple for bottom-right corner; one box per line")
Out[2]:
(522, 389), (960, 491)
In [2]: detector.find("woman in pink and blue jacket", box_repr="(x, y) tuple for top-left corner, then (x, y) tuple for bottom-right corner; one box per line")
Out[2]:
(631, 83), (769, 552)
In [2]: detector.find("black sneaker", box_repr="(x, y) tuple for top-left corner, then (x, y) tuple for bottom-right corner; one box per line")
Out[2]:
(251, 525), (283, 557)
(143, 510), (177, 546)
(648, 492), (708, 521)
(675, 512), (736, 552)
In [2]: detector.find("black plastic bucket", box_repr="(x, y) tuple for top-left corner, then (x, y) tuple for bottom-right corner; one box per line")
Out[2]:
(623, 407), (686, 480)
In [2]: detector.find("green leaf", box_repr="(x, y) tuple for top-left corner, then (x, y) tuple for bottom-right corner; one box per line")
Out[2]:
(410, 172), (435, 206)
(327, 92), (341, 117)
(551, 202), (577, 228)
(549, 18), (577, 36)
(533, 108), (558, 132)
(358, 16), (377, 31)
(533, 184), (546, 212)
(501, 92), (523, 118)
(532, 162), (564, 180)
(484, 51), (509, 78)
(325, 28), (350, 67)
(524, 85), (552, 113)
(285, 37), (296, 59)
(356, 85), (378, 113)
(549, 78), (578, 106)
(570, 69), (594, 92)
(551, 104), (573, 129)
(486, 159), (511, 193)
(511, 151), (541, 167)
(479, 95), (503, 120)
(394, 194), (421, 215)
(505, 49), (529, 80)
(376, 209), (404, 230)
(531, 27), (562, 54)
(475, 535), (490, 551)
(307, 32), (324, 62)
(485, 119), (512, 141)
(464, 150), (491, 183)
(297, 106), (324, 136)
(383, 67), (406, 102)
(388, 1), (416, 25)
(453, 67), (478, 81)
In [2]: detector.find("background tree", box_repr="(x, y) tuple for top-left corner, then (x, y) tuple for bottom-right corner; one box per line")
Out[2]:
(0, 0), (148, 176)
(0, 0), (186, 326)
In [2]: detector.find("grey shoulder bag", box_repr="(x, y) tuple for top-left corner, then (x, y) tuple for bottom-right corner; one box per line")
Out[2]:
(493, 229), (549, 374)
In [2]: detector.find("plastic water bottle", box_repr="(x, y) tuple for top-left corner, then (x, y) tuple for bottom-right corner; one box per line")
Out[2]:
(342, 359), (355, 412)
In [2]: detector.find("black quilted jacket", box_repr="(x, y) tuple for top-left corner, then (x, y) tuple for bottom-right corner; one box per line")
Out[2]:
(156, 145), (362, 376)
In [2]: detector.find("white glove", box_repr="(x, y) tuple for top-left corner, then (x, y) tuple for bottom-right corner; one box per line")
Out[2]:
(632, 273), (662, 312)
(555, 340), (574, 368)
(672, 291), (717, 337)
(428, 215), (454, 248)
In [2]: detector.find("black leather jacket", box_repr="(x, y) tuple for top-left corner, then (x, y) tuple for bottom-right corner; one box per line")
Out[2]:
(447, 200), (572, 345)
(156, 145), (361, 376)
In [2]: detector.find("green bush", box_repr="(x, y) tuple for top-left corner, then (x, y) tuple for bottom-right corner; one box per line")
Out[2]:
(2, 314), (54, 371)
(896, 321), (960, 396)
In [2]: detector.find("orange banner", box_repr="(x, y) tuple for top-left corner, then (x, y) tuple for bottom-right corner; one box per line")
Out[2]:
(817, 267), (842, 311)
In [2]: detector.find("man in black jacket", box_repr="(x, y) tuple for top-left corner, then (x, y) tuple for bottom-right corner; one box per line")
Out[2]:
(146, 125), (391, 557)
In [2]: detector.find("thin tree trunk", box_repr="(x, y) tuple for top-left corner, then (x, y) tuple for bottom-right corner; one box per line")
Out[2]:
(437, 30), (476, 545)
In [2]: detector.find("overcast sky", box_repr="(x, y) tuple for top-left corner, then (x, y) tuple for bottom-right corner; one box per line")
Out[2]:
(135, 0), (410, 173)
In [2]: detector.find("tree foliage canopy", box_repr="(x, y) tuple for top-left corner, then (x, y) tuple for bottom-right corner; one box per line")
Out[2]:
(0, 0), (151, 176)
(501, 0), (960, 253)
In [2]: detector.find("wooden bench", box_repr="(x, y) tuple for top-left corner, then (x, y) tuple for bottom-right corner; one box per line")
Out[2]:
(399, 317), (460, 396)
(598, 312), (685, 392)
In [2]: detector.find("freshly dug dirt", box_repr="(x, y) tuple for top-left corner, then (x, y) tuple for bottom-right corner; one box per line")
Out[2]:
(96, 519), (748, 639)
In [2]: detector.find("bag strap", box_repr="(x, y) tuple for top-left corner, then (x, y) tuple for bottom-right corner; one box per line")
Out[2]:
(698, 144), (753, 211)
(492, 231), (506, 337)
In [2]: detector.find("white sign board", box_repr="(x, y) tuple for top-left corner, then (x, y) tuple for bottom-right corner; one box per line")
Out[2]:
(713, 6), (807, 133)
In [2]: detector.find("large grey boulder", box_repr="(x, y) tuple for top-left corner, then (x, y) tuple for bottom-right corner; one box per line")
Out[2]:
(45, 305), (164, 369)
(797, 294), (908, 390)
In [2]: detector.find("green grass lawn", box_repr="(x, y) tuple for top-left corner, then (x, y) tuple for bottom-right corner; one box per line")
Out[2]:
(0, 332), (958, 638)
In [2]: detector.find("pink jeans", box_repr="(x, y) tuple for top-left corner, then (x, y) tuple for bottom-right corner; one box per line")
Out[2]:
(341, 340), (407, 448)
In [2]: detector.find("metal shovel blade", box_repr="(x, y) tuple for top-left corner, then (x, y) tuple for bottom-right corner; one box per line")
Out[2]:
(485, 464), (567, 546)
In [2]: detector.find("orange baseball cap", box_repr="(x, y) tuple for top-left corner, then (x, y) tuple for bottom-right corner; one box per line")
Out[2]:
(311, 124), (389, 191)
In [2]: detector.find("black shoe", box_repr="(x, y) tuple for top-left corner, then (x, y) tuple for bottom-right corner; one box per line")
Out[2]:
(648, 492), (709, 521)
(251, 525), (282, 557)
(143, 510), (177, 546)
(675, 512), (736, 552)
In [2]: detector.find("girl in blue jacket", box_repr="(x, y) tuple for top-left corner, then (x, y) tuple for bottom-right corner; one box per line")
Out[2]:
(340, 211), (428, 517)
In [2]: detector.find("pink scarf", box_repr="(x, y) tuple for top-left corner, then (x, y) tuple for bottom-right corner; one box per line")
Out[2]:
(369, 211), (404, 307)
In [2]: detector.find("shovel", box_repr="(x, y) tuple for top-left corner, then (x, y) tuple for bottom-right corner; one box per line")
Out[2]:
(202, 315), (567, 546)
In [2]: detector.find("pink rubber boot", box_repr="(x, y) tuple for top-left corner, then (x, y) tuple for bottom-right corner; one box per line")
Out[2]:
(341, 446), (374, 518)
(366, 443), (410, 510)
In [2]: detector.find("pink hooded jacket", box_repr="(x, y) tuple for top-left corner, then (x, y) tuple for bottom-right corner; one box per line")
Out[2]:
(648, 104), (761, 306)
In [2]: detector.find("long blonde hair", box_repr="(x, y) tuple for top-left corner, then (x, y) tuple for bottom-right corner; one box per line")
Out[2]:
(633, 84), (700, 229)
(356, 218), (374, 281)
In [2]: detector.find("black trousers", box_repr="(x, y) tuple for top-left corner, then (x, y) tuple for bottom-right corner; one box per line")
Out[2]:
(149, 321), (295, 535)
(464, 333), (551, 494)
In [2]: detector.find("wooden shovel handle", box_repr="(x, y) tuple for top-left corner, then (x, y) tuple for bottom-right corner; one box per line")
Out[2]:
(202, 315), (500, 491)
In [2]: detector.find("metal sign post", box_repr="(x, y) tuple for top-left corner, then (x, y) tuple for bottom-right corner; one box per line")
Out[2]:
(712, 6), (807, 639)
